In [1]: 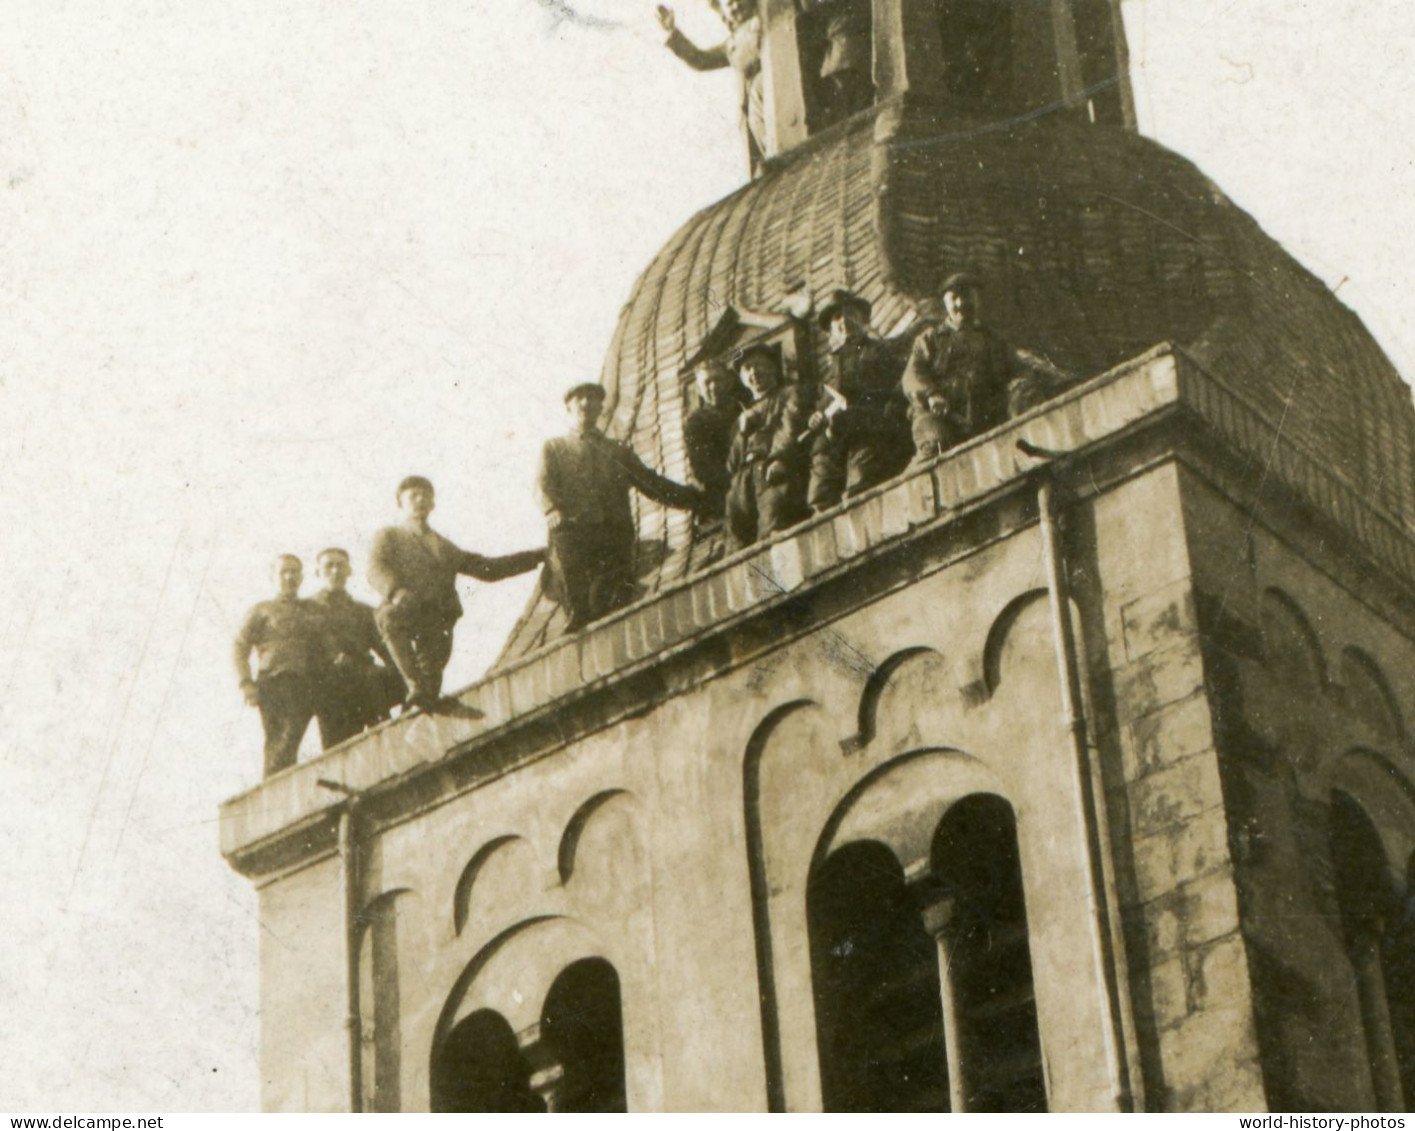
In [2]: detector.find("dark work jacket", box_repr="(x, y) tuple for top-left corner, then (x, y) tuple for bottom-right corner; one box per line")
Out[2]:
(367, 520), (543, 623)
(309, 589), (390, 668)
(684, 402), (739, 504)
(537, 431), (699, 533)
(232, 596), (330, 686)
(902, 321), (1015, 439)
(823, 336), (906, 423)
(728, 384), (815, 475)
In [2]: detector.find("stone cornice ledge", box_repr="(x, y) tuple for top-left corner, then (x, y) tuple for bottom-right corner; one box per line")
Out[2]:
(219, 345), (1414, 877)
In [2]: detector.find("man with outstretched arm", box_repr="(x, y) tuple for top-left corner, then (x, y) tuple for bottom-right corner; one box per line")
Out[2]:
(538, 382), (704, 631)
(369, 476), (544, 710)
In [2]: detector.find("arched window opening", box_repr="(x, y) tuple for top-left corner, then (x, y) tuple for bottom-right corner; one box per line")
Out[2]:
(931, 794), (1047, 1113)
(1330, 791), (1409, 1111)
(539, 957), (628, 1113)
(430, 1009), (543, 1113)
(1391, 851), (1415, 1108)
(797, 0), (875, 131)
(935, 0), (1015, 104)
(808, 840), (950, 1112)
(1070, 0), (1123, 124)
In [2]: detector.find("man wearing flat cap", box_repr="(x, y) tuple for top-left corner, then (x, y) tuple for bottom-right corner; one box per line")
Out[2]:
(902, 272), (1071, 460)
(538, 383), (704, 631)
(369, 476), (545, 709)
(807, 288), (911, 510)
(726, 343), (815, 549)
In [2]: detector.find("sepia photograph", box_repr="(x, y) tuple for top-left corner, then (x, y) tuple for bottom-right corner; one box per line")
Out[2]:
(3, 0), (1414, 1114)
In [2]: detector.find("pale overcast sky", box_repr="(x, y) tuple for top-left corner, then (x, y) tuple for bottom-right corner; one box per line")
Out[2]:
(1, 0), (1412, 1112)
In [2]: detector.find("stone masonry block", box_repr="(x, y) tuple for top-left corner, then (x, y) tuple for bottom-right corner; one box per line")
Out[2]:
(879, 475), (934, 538)
(837, 495), (882, 557)
(1112, 643), (1206, 728)
(1125, 693), (1216, 782)
(743, 553), (780, 603)
(639, 601), (664, 656)
(769, 538), (806, 593)
(905, 469), (938, 524)
(608, 616), (631, 669)
(543, 639), (582, 700)
(1145, 954), (1191, 1028)
(589, 622), (617, 679)
(505, 656), (549, 716)
(1122, 578), (1198, 662)
(671, 586), (698, 635)
(803, 519), (839, 579)
(1157, 999), (1261, 1112)
(1178, 870), (1240, 949)
(1130, 747), (1222, 837)
(481, 674), (514, 723)
(1191, 933), (1251, 1015)
(578, 628), (603, 684)
(1129, 809), (1231, 905)
(879, 480), (911, 539)
(657, 589), (682, 648)
(833, 509), (866, 559)
(724, 559), (752, 612)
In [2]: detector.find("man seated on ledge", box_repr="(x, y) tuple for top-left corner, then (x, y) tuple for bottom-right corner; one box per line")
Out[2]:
(538, 382), (704, 632)
(370, 476), (544, 711)
(233, 553), (330, 777)
(903, 272), (1072, 462)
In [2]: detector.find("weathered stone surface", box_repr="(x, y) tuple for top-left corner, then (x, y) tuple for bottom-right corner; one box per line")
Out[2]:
(1130, 745), (1223, 834)
(1122, 579), (1199, 662)
(1112, 643), (1206, 727)
(1125, 694), (1216, 783)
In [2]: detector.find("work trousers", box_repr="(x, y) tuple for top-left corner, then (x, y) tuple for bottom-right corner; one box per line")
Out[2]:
(547, 522), (635, 629)
(727, 458), (810, 550)
(808, 410), (911, 510)
(375, 600), (456, 701)
(315, 662), (404, 749)
(256, 672), (316, 777)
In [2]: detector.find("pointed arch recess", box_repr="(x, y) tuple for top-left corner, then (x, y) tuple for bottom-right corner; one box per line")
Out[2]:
(453, 836), (525, 937)
(559, 790), (632, 885)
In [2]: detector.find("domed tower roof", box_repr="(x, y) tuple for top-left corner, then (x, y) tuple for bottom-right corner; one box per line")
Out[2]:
(498, 4), (1415, 663)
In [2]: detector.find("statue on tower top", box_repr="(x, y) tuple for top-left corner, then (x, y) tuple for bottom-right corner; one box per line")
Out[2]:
(657, 0), (765, 170)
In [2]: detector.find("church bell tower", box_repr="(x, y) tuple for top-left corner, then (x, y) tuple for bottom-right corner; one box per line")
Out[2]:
(222, 0), (1415, 1112)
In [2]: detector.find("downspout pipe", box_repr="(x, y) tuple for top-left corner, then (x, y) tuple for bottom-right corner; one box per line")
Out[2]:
(1019, 440), (1136, 1113)
(319, 778), (363, 1114)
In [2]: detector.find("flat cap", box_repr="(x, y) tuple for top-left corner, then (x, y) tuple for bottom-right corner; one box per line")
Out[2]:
(564, 382), (607, 404)
(816, 288), (872, 330)
(939, 271), (983, 295)
(732, 342), (781, 372)
(396, 475), (434, 498)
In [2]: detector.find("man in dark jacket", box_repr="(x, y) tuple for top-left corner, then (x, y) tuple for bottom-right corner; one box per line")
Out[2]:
(538, 383), (703, 631)
(683, 360), (742, 519)
(310, 547), (404, 747)
(903, 272), (1071, 460)
(808, 288), (911, 510)
(370, 477), (544, 708)
(233, 554), (330, 776)
(726, 344), (815, 549)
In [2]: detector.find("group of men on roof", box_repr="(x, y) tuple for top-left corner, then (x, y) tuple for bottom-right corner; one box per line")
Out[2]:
(234, 273), (1068, 777)
(686, 274), (1070, 548)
